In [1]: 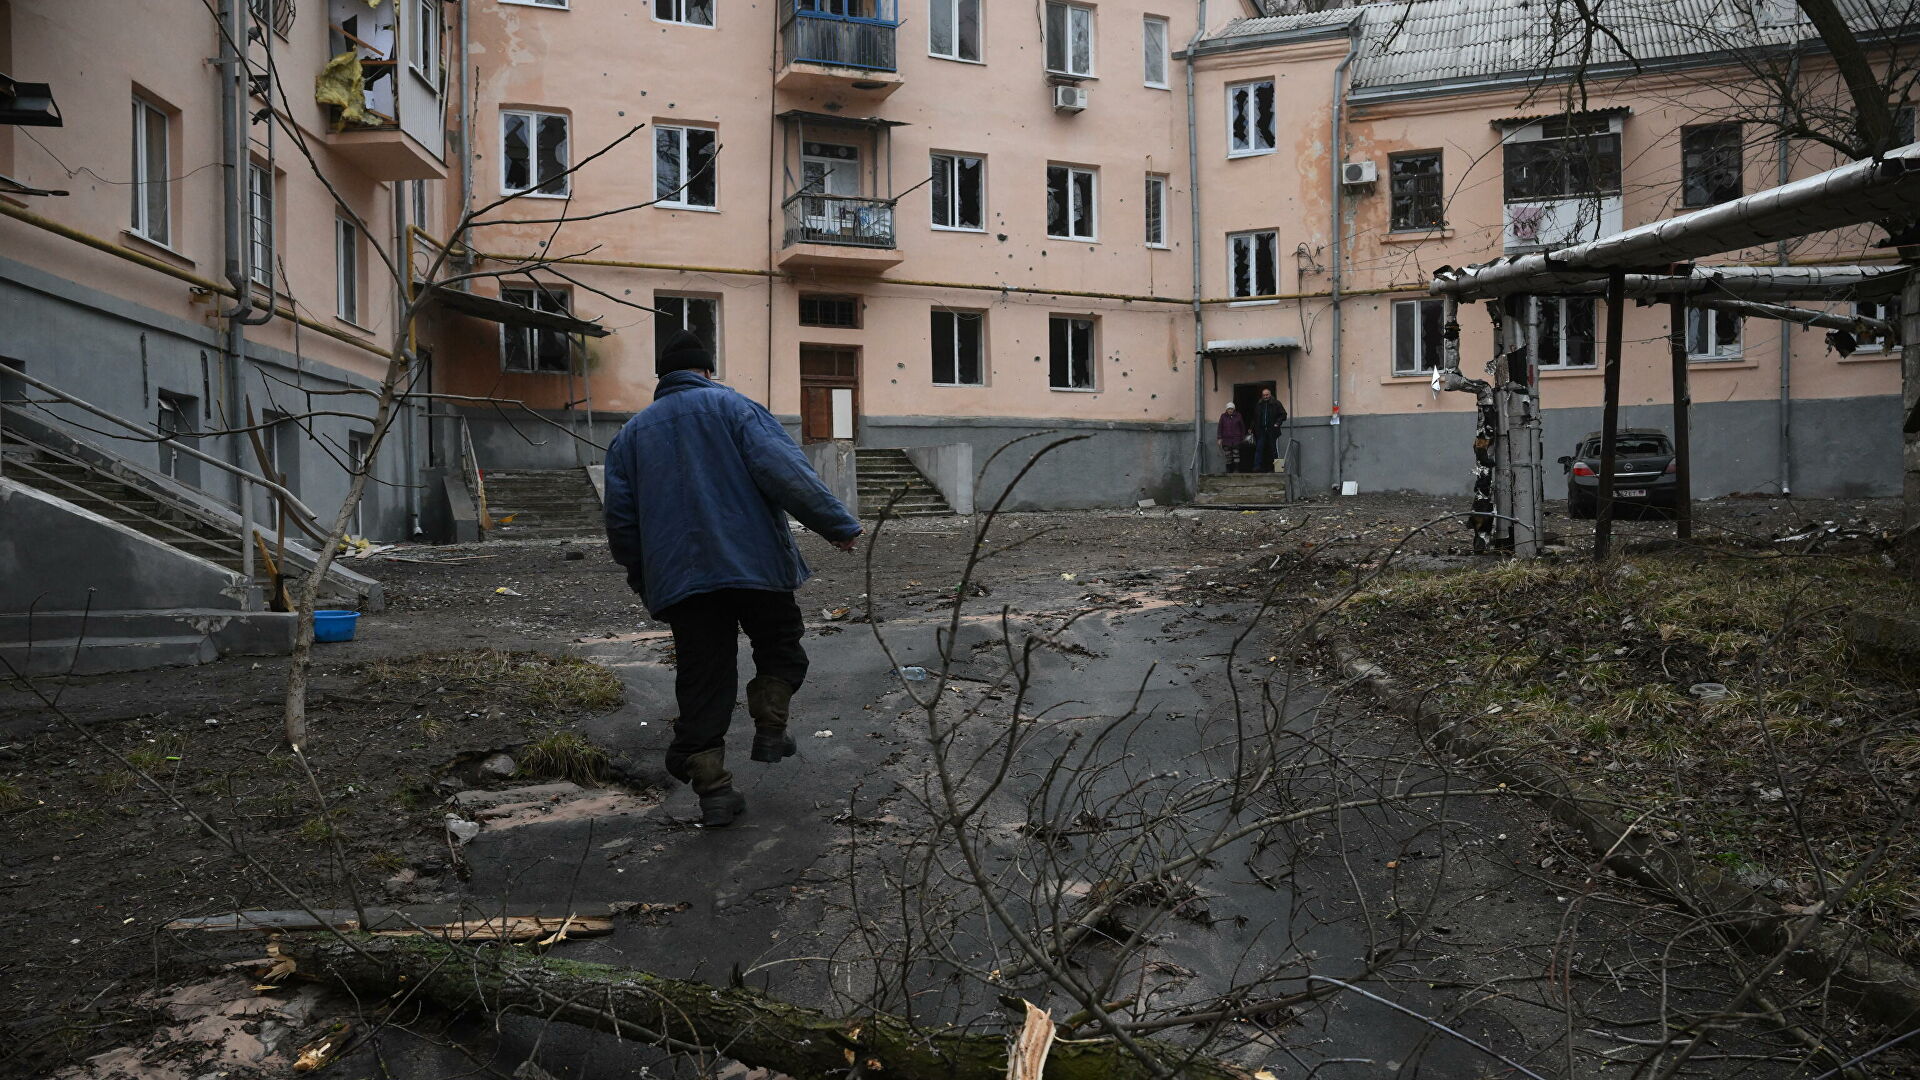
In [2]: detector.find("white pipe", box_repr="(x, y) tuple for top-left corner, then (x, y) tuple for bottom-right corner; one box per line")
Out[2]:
(1186, 0), (1208, 491)
(1328, 20), (1360, 490)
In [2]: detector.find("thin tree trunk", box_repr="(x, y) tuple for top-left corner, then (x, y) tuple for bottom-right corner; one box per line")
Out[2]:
(280, 935), (1260, 1080)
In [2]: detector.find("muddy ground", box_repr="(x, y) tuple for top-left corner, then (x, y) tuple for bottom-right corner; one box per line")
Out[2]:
(0, 491), (1909, 1079)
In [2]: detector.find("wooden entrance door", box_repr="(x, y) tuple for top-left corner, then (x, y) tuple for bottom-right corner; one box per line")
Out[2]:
(800, 345), (859, 443)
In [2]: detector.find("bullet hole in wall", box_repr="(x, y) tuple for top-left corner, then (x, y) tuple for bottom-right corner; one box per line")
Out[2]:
(896, 362), (904, 369)
(997, 234), (1008, 242)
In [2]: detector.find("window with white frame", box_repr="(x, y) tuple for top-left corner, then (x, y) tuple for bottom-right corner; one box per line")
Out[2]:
(931, 309), (985, 386)
(1532, 296), (1596, 369)
(656, 125), (718, 209)
(1504, 115), (1622, 201)
(1143, 16), (1169, 88)
(930, 0), (981, 61)
(1046, 164), (1096, 240)
(1044, 1), (1094, 77)
(247, 163), (274, 289)
(1144, 174), (1168, 247)
(335, 216), (360, 323)
(1852, 299), (1902, 353)
(131, 96), (171, 245)
(501, 286), (575, 373)
(1049, 315), (1096, 390)
(1681, 123), (1742, 208)
(1228, 230), (1277, 298)
(1228, 80), (1276, 156)
(656, 294), (720, 370)
(502, 110), (570, 196)
(411, 0), (439, 80)
(1392, 298), (1446, 375)
(931, 152), (984, 230)
(503, 0), (568, 7)
(1686, 306), (1742, 360)
(656, 0), (714, 26)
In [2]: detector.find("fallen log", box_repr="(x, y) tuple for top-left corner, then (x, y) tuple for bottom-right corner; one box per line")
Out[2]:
(280, 934), (1263, 1080)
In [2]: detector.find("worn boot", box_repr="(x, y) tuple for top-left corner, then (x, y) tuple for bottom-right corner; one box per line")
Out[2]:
(672, 748), (746, 827)
(746, 676), (798, 763)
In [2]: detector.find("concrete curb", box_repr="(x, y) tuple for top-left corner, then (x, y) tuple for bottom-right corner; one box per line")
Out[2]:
(1308, 624), (1920, 1033)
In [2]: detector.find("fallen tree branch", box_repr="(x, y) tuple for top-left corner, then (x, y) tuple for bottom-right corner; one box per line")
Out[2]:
(280, 934), (1264, 1080)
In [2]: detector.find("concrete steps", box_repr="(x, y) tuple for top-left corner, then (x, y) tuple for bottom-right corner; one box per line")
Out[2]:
(1194, 472), (1291, 506)
(854, 449), (953, 518)
(481, 468), (604, 538)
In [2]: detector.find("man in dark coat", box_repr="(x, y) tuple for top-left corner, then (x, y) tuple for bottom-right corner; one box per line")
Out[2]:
(1252, 387), (1287, 473)
(604, 330), (862, 827)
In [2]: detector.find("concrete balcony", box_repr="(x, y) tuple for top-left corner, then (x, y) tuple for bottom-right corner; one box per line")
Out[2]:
(1503, 194), (1623, 252)
(776, 0), (903, 99)
(779, 196), (902, 272)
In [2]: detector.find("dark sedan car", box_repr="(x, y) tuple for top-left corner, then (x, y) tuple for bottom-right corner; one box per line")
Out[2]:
(1559, 429), (1677, 518)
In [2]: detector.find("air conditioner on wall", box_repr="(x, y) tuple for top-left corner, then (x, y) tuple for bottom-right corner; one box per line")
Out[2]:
(1053, 85), (1089, 112)
(1342, 160), (1378, 186)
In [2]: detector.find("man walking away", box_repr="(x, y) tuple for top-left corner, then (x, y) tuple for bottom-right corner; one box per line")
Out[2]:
(1253, 387), (1287, 474)
(1216, 401), (1248, 474)
(604, 330), (862, 827)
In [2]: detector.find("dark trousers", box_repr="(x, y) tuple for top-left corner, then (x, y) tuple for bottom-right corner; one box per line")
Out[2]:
(1254, 432), (1279, 473)
(658, 589), (809, 763)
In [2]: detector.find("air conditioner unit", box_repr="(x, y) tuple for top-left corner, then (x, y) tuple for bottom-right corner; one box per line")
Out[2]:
(1342, 160), (1378, 186)
(1053, 85), (1089, 112)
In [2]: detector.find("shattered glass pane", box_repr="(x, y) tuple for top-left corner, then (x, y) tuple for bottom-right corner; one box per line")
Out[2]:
(1420, 299), (1445, 370)
(686, 128), (717, 207)
(1047, 166), (1069, 236)
(932, 156), (953, 227)
(1071, 169), (1094, 238)
(686, 0), (715, 26)
(931, 0), (954, 57)
(956, 0), (980, 61)
(932, 310), (956, 383)
(956, 156), (982, 228)
(1394, 300), (1418, 373)
(1145, 176), (1164, 244)
(504, 113), (532, 193)
(1049, 316), (1070, 387)
(656, 127), (682, 201)
(1069, 6), (1091, 75)
(1255, 82), (1275, 150)
(1232, 236), (1252, 297)
(536, 115), (570, 196)
(1045, 2), (1068, 72)
(956, 312), (982, 385)
(1256, 233), (1276, 295)
(1231, 87), (1250, 152)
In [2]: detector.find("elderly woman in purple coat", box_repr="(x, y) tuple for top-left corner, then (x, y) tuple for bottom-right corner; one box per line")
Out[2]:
(1216, 402), (1250, 473)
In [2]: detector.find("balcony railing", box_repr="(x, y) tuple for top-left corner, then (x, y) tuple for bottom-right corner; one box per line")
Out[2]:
(784, 194), (896, 249)
(780, 0), (898, 73)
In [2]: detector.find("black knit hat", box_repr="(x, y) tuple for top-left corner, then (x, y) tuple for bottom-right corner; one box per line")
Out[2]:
(655, 329), (714, 377)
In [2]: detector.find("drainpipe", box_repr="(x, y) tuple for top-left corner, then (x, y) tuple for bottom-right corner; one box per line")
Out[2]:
(1185, 0), (1208, 493)
(1328, 20), (1359, 493)
(1776, 45), (1800, 495)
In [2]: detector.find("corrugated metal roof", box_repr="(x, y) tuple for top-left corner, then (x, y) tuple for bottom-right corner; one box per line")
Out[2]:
(1212, 0), (1909, 98)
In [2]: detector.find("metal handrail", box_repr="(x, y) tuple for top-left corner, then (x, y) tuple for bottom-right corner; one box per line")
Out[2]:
(3, 367), (324, 531)
(459, 416), (490, 529)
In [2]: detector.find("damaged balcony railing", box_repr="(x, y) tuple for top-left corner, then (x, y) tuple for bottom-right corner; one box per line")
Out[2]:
(783, 194), (896, 249)
(780, 0), (899, 72)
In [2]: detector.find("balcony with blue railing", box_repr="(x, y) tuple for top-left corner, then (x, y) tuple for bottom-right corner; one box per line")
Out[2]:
(777, 0), (903, 98)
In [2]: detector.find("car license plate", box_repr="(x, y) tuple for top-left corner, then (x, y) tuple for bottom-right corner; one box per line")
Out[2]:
(1617, 488), (1647, 498)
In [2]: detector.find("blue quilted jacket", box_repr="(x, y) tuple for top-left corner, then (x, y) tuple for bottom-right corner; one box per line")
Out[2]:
(603, 370), (860, 614)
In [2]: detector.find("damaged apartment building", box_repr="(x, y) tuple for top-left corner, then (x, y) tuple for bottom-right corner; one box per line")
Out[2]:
(1, 0), (1913, 663)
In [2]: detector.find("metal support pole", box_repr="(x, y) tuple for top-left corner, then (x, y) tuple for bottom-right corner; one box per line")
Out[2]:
(1595, 271), (1627, 560)
(1514, 296), (1544, 557)
(1669, 296), (1694, 541)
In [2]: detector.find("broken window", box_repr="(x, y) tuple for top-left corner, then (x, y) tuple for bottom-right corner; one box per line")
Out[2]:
(335, 216), (359, 323)
(501, 286), (575, 374)
(656, 125), (718, 209)
(931, 309), (985, 386)
(656, 294), (721, 371)
(1392, 298), (1446, 375)
(1681, 123), (1742, 207)
(1046, 164), (1096, 240)
(156, 391), (199, 484)
(247, 163), (275, 289)
(799, 294), (861, 328)
(411, 0), (439, 80)
(1389, 150), (1445, 230)
(1228, 230), (1278, 299)
(1044, 1), (1094, 77)
(931, 152), (984, 230)
(1533, 296), (1596, 369)
(1144, 174), (1168, 246)
(1228, 80), (1276, 156)
(131, 96), (171, 245)
(656, 0), (715, 27)
(1048, 315), (1095, 390)
(502, 109), (570, 196)
(1143, 17), (1169, 88)
(1685, 306), (1742, 360)
(930, 0), (981, 60)
(1503, 116), (1621, 202)
(1851, 299), (1902, 353)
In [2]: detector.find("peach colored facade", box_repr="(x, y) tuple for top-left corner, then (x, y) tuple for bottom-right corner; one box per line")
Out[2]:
(1, 0), (1909, 538)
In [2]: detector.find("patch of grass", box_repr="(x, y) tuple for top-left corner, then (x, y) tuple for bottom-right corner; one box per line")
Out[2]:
(517, 731), (610, 786)
(365, 849), (407, 873)
(0, 779), (27, 811)
(368, 650), (624, 715)
(294, 815), (336, 844)
(87, 772), (138, 796)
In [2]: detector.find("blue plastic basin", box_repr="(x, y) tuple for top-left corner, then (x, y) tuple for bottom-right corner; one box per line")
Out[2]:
(312, 609), (360, 643)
